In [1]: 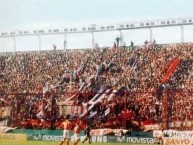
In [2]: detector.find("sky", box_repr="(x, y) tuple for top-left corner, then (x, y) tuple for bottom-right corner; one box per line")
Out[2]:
(0, 0), (193, 52)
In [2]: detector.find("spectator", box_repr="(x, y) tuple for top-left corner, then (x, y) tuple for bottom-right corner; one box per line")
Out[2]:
(0, 42), (193, 131)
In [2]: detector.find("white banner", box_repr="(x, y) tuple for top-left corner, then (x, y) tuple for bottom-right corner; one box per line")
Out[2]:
(163, 130), (193, 139)
(154, 130), (193, 145)
(169, 121), (193, 128)
(90, 128), (128, 136)
(59, 105), (86, 116)
(117, 136), (156, 144)
(153, 130), (163, 137)
(164, 137), (193, 145)
(144, 124), (160, 131)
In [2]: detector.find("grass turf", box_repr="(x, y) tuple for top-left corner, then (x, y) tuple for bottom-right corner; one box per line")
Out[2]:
(0, 141), (158, 145)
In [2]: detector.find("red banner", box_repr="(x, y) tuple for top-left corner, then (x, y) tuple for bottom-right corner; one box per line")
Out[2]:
(161, 57), (180, 83)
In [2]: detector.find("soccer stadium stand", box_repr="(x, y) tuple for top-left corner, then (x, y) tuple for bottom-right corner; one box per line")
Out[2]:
(0, 42), (193, 132)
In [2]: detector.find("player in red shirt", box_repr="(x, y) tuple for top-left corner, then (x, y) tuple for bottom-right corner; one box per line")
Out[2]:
(59, 116), (71, 145)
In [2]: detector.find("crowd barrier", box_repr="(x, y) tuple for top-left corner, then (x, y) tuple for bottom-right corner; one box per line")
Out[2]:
(0, 90), (193, 131)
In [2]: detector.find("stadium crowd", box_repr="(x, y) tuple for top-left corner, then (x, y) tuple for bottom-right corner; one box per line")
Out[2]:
(0, 41), (193, 131)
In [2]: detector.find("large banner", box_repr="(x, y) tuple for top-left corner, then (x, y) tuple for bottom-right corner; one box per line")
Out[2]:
(153, 130), (193, 145)
(117, 136), (156, 144)
(58, 105), (86, 116)
(13, 129), (156, 143)
(30, 134), (156, 143)
(90, 128), (128, 136)
(0, 133), (26, 141)
(169, 121), (193, 128)
(143, 124), (161, 131)
(164, 138), (193, 145)
(163, 130), (193, 138)
(57, 89), (114, 118)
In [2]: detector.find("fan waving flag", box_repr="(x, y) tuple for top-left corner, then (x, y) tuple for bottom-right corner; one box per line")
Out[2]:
(161, 57), (180, 83)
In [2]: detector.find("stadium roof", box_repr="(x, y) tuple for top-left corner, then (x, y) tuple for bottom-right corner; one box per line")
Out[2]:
(0, 17), (193, 38)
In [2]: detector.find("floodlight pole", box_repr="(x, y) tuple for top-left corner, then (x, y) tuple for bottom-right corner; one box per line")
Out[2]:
(180, 25), (184, 43)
